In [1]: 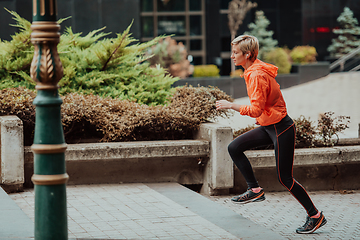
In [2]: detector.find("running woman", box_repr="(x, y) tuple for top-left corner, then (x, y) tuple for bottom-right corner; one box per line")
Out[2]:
(216, 35), (327, 234)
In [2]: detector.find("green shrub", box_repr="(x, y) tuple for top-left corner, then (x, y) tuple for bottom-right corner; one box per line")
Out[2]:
(264, 47), (291, 74)
(193, 65), (220, 78)
(290, 46), (317, 64)
(0, 86), (233, 145)
(0, 10), (178, 106)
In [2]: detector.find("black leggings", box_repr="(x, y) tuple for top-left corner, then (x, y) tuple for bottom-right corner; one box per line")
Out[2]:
(228, 115), (318, 217)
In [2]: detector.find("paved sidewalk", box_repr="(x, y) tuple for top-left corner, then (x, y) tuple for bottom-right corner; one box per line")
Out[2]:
(215, 72), (360, 138)
(208, 190), (360, 240)
(7, 183), (360, 240)
(8, 183), (282, 240)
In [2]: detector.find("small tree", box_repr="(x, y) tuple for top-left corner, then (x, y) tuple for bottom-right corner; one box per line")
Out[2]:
(244, 10), (278, 60)
(327, 7), (360, 57)
(228, 0), (257, 72)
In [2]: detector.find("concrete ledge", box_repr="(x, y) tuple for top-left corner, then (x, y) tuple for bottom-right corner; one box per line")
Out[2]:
(25, 140), (209, 162)
(245, 146), (360, 168)
(24, 139), (210, 188)
(0, 116), (24, 193)
(232, 146), (360, 193)
(194, 123), (233, 195)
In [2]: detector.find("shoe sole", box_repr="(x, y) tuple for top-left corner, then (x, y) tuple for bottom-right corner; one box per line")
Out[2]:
(296, 215), (327, 234)
(231, 193), (266, 204)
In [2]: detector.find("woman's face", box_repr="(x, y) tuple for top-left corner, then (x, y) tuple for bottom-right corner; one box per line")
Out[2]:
(231, 45), (247, 66)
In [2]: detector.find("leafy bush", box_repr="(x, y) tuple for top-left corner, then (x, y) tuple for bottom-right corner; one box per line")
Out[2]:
(230, 68), (244, 78)
(0, 10), (177, 106)
(233, 112), (350, 148)
(0, 86), (233, 145)
(146, 37), (194, 79)
(290, 46), (317, 64)
(193, 65), (220, 78)
(264, 48), (292, 74)
(317, 112), (350, 146)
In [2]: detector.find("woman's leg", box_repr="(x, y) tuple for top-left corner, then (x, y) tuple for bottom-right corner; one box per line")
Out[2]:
(266, 116), (318, 217)
(228, 127), (272, 188)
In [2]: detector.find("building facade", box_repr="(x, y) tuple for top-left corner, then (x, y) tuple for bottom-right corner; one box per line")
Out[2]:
(1, 0), (359, 75)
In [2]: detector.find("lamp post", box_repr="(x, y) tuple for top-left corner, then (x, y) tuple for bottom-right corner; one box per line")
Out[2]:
(30, 0), (68, 239)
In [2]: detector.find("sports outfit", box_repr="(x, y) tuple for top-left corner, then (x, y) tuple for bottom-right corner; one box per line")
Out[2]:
(229, 59), (326, 233)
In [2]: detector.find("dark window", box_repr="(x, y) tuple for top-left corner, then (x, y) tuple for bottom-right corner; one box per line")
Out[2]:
(158, 16), (186, 36)
(192, 56), (203, 65)
(157, 0), (185, 12)
(220, 0), (231, 10)
(141, 0), (153, 12)
(190, 15), (202, 36)
(190, 0), (202, 11)
(190, 39), (202, 51)
(221, 36), (231, 52)
(141, 16), (154, 38)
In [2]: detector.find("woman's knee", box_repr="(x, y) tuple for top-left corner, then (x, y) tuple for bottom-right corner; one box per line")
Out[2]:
(227, 142), (237, 156)
(277, 174), (294, 190)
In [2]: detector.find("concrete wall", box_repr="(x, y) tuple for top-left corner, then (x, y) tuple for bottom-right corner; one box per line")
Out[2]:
(22, 123), (234, 196)
(1, 115), (359, 195)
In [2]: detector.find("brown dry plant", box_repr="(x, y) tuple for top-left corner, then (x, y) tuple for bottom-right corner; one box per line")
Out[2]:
(0, 86), (233, 145)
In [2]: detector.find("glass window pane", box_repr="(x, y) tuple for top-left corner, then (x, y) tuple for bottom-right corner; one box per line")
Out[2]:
(190, 39), (202, 51)
(192, 56), (203, 65)
(142, 16), (154, 38)
(190, 0), (202, 11)
(190, 15), (201, 36)
(157, 0), (185, 12)
(220, 0), (231, 10)
(221, 36), (231, 52)
(141, 0), (153, 12)
(158, 16), (186, 36)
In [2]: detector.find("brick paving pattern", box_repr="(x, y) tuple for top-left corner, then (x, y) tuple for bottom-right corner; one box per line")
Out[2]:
(9, 184), (360, 239)
(208, 190), (360, 240)
(10, 184), (238, 239)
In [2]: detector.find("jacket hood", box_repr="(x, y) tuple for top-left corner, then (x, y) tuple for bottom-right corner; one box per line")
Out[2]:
(244, 59), (278, 79)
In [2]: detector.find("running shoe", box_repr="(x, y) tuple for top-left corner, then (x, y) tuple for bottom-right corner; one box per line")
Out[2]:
(296, 211), (327, 234)
(231, 188), (265, 204)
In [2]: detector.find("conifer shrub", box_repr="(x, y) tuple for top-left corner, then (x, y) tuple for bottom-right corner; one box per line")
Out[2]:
(0, 86), (233, 145)
(327, 7), (360, 57)
(0, 9), (177, 106)
(244, 10), (278, 60)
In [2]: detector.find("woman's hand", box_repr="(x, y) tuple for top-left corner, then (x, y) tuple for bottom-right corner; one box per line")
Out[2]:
(216, 100), (233, 110)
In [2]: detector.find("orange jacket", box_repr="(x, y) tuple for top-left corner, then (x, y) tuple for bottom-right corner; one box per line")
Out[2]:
(239, 59), (287, 126)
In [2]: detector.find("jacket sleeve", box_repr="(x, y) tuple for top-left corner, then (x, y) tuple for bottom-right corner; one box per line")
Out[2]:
(239, 74), (268, 118)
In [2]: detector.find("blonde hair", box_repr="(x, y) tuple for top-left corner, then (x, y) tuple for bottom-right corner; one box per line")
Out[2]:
(231, 35), (259, 61)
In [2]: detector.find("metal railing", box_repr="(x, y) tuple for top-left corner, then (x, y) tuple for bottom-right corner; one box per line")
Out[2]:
(329, 46), (360, 72)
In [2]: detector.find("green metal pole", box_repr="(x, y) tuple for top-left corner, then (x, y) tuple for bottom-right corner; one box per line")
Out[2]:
(30, 0), (68, 239)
